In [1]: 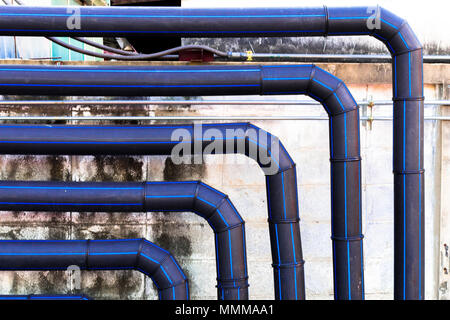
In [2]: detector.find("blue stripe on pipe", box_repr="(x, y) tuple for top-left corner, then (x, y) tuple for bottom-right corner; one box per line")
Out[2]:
(200, 182), (226, 197)
(0, 202), (141, 206)
(143, 239), (170, 255)
(0, 13), (327, 18)
(333, 93), (345, 112)
(0, 141), (180, 144)
(228, 230), (234, 279)
(147, 181), (195, 185)
(262, 65), (313, 68)
(216, 209), (229, 228)
(146, 195), (193, 198)
(160, 266), (173, 285)
(394, 56), (397, 97)
(0, 186), (142, 190)
(90, 251), (137, 256)
(140, 252), (159, 265)
(281, 171), (287, 220)
(409, 52), (412, 96)
(403, 99), (407, 299)
(266, 177), (272, 220)
(170, 256), (186, 280)
(0, 29), (324, 34)
(0, 252), (84, 256)
(215, 233), (220, 280)
(344, 111), (351, 300)
(372, 33), (396, 54)
(0, 83), (260, 88)
(381, 18), (399, 30)
(263, 77), (309, 81)
(312, 78), (334, 91)
(274, 224), (282, 300)
(226, 198), (243, 223)
(241, 226), (248, 277)
(248, 138), (281, 170)
(196, 196), (216, 208)
(0, 68), (260, 73)
(290, 224), (298, 300)
(398, 32), (410, 50)
(328, 16), (369, 20)
(0, 125), (193, 129)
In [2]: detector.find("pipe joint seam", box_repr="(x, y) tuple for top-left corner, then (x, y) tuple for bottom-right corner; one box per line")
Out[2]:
(329, 105), (359, 117)
(85, 239), (91, 269)
(331, 234), (364, 242)
(268, 218), (300, 224)
(323, 5), (329, 36)
(393, 46), (423, 57)
(135, 238), (145, 268)
(159, 278), (188, 291)
(392, 96), (425, 102)
(323, 80), (345, 102)
(330, 156), (362, 163)
(217, 276), (249, 288)
(266, 162), (297, 177)
(393, 169), (425, 175)
(215, 221), (245, 235)
(306, 64), (317, 94)
(272, 260), (306, 269)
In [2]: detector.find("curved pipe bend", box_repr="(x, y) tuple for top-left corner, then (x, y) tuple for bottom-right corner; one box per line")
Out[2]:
(0, 239), (188, 300)
(0, 180), (248, 300)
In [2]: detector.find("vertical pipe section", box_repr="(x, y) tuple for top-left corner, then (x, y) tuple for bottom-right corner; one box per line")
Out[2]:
(0, 239), (188, 300)
(0, 180), (248, 300)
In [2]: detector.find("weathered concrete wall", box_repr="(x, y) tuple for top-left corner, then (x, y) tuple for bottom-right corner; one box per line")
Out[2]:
(0, 0), (448, 300)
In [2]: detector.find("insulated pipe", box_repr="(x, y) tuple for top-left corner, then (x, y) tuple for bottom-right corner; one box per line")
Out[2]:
(0, 239), (188, 300)
(0, 295), (90, 300)
(0, 181), (248, 300)
(0, 118), (361, 299)
(0, 5), (423, 299)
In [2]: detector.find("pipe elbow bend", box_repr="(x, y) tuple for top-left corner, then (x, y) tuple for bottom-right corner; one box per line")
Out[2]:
(245, 123), (296, 175)
(136, 239), (188, 299)
(193, 182), (244, 234)
(375, 7), (422, 56)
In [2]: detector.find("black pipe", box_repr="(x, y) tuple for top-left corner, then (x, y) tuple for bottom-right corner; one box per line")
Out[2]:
(0, 295), (90, 300)
(0, 5), (423, 299)
(0, 180), (248, 300)
(0, 117), (361, 300)
(0, 239), (188, 300)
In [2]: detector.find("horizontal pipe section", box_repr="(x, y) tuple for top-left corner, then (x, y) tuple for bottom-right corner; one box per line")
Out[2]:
(0, 239), (188, 300)
(0, 5), (423, 299)
(0, 180), (248, 300)
(0, 295), (90, 300)
(0, 100), (443, 106)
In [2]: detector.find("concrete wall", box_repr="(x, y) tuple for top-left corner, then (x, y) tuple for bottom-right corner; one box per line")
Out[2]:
(0, 0), (448, 300)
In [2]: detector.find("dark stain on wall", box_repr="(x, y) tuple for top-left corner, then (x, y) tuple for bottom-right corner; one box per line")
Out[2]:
(163, 156), (206, 181)
(49, 156), (70, 181)
(84, 270), (142, 300)
(92, 155), (144, 182)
